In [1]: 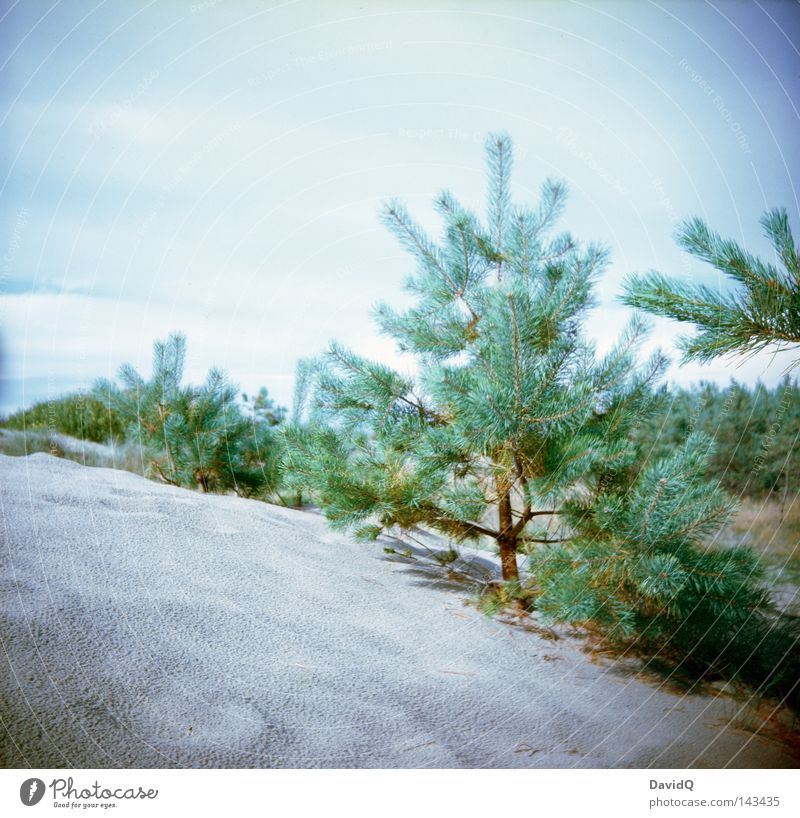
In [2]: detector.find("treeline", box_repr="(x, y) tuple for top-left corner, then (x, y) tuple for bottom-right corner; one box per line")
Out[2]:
(635, 378), (800, 507)
(8, 369), (797, 508)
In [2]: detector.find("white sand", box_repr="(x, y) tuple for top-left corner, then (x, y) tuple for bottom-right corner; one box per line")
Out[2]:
(1, 453), (796, 768)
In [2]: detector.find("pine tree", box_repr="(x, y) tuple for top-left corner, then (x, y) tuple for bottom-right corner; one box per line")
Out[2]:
(96, 333), (282, 497)
(622, 210), (800, 368)
(281, 134), (795, 702)
(283, 133), (669, 588)
(278, 358), (316, 507)
(243, 386), (287, 426)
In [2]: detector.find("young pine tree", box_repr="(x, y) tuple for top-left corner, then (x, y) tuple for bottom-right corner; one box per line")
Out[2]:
(277, 358), (316, 508)
(243, 386), (287, 427)
(97, 333), (282, 497)
(283, 137), (791, 703)
(283, 133), (671, 588)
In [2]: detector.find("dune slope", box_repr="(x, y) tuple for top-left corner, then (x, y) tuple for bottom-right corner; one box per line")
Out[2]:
(1, 453), (796, 768)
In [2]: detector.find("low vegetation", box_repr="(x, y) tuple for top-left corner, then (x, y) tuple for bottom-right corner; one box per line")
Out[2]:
(2, 391), (125, 442)
(0, 428), (147, 475)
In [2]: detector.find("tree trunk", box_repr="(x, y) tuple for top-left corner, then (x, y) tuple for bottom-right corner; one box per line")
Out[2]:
(157, 404), (176, 477)
(498, 534), (519, 582)
(496, 477), (519, 582)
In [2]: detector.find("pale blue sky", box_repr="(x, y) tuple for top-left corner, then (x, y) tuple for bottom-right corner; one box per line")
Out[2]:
(1, 0), (798, 413)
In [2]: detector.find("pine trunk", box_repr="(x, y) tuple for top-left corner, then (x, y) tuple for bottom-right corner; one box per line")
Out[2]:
(496, 477), (519, 582)
(498, 534), (519, 582)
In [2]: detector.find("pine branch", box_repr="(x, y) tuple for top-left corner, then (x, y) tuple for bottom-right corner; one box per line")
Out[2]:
(486, 131), (512, 281)
(621, 210), (800, 368)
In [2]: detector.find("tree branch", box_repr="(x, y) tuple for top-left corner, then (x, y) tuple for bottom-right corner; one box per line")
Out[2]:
(429, 507), (499, 540)
(510, 507), (562, 539)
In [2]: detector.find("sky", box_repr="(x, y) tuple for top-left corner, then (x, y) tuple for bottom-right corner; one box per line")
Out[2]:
(1, 0), (799, 414)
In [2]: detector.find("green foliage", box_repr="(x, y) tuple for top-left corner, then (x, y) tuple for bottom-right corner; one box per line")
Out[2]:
(277, 357), (327, 507)
(533, 435), (753, 634)
(622, 209), (800, 368)
(285, 134), (670, 573)
(619, 211), (800, 708)
(243, 386), (286, 426)
(530, 434), (800, 709)
(96, 332), (283, 496)
(634, 377), (800, 501)
(2, 391), (126, 443)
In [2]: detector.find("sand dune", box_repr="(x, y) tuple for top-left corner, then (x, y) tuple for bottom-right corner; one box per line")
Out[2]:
(1, 453), (796, 768)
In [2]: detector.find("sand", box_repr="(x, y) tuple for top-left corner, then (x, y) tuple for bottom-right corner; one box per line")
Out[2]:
(1, 453), (796, 768)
